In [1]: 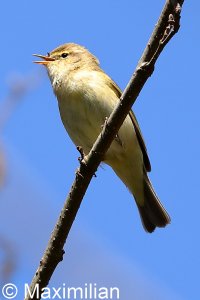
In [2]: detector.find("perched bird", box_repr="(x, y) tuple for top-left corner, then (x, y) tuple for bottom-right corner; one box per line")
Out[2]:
(33, 43), (170, 233)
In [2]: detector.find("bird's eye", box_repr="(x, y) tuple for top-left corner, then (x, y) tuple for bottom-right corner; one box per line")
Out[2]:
(47, 52), (50, 57)
(61, 53), (68, 58)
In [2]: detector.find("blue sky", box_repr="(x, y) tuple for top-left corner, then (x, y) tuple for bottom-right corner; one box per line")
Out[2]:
(0, 1), (199, 299)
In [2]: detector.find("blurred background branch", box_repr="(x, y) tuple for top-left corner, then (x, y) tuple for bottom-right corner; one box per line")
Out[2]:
(0, 72), (42, 288)
(0, 235), (17, 285)
(0, 72), (41, 188)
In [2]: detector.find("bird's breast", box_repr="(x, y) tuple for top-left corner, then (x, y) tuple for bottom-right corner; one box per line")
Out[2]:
(57, 79), (109, 154)
(54, 72), (141, 164)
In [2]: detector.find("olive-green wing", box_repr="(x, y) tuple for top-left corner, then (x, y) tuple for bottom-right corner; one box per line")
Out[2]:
(105, 73), (151, 172)
(129, 110), (151, 171)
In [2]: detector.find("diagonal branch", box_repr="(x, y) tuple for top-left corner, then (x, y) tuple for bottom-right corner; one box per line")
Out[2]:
(25, 1), (184, 299)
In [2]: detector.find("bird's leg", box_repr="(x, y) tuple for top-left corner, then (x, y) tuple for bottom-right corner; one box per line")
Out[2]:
(77, 146), (85, 162)
(77, 146), (97, 178)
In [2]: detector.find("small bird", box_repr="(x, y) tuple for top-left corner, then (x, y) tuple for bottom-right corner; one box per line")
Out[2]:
(33, 43), (170, 233)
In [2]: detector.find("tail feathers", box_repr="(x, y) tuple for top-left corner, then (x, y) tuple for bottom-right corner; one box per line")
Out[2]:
(137, 175), (171, 233)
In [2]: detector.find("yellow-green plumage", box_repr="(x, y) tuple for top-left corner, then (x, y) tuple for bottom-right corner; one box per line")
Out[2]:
(36, 43), (170, 232)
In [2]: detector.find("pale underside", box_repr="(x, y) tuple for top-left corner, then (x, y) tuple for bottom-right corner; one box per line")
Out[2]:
(50, 68), (148, 202)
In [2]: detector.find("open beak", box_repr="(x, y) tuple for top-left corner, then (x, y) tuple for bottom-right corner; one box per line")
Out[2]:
(33, 54), (55, 65)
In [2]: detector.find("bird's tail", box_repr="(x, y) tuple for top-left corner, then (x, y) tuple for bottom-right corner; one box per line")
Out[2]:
(108, 158), (170, 233)
(136, 173), (171, 233)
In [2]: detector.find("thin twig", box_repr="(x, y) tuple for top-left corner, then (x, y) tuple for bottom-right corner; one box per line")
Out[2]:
(25, 1), (184, 299)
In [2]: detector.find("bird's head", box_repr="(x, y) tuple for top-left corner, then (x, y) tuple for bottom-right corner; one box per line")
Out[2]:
(33, 43), (99, 81)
